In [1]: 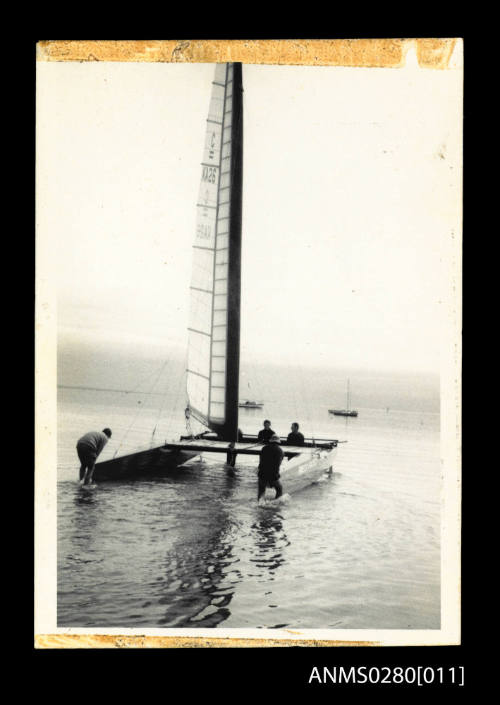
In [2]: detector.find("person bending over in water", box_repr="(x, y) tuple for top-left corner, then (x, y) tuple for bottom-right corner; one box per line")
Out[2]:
(76, 428), (112, 485)
(257, 419), (275, 444)
(257, 434), (284, 501)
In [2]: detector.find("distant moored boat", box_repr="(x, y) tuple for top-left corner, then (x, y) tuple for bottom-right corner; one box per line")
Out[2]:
(329, 379), (358, 417)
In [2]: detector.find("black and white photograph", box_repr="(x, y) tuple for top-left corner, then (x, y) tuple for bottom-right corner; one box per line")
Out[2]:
(35, 39), (462, 646)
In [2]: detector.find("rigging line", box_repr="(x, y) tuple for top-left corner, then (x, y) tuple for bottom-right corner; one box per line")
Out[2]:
(153, 355), (190, 445)
(113, 354), (173, 458)
(171, 354), (192, 438)
(150, 348), (176, 446)
(124, 357), (168, 396)
(183, 330), (209, 438)
(151, 346), (192, 445)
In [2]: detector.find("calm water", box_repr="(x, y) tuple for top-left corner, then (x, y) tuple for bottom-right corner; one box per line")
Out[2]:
(57, 349), (441, 629)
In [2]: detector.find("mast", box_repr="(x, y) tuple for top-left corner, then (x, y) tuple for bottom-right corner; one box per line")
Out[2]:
(224, 62), (243, 441)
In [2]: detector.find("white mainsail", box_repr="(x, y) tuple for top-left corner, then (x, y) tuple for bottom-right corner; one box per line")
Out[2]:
(187, 63), (236, 430)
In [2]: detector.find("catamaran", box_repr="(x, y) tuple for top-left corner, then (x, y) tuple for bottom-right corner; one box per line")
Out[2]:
(92, 63), (338, 490)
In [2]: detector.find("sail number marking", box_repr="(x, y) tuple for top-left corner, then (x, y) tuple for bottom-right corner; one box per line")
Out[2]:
(196, 221), (213, 240)
(202, 166), (218, 184)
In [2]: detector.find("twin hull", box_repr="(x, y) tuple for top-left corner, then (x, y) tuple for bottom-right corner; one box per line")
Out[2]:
(274, 447), (337, 494)
(93, 444), (337, 495)
(92, 446), (198, 481)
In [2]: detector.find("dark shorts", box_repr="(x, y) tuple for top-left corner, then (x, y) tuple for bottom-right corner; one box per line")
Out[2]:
(258, 470), (282, 497)
(258, 470), (279, 487)
(76, 443), (97, 467)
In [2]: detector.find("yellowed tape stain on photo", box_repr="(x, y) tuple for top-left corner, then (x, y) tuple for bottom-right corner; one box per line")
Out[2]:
(36, 38), (458, 69)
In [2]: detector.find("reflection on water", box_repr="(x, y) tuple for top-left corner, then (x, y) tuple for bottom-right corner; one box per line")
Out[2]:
(67, 489), (104, 559)
(155, 466), (291, 627)
(249, 514), (289, 578)
(157, 507), (240, 627)
(58, 467), (296, 628)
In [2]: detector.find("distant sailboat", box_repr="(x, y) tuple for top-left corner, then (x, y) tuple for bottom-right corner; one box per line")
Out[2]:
(238, 382), (263, 408)
(238, 401), (264, 409)
(93, 63), (338, 488)
(329, 379), (358, 417)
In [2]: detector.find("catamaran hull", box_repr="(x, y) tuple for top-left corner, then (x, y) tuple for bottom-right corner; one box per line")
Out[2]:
(92, 446), (198, 482)
(267, 447), (337, 497)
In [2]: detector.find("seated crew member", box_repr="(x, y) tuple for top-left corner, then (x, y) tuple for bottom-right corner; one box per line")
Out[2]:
(257, 434), (284, 501)
(287, 422), (305, 446)
(257, 419), (275, 444)
(76, 428), (112, 485)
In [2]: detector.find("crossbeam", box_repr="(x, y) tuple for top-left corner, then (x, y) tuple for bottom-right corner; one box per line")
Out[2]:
(179, 432), (338, 449)
(239, 434), (338, 448)
(163, 439), (336, 459)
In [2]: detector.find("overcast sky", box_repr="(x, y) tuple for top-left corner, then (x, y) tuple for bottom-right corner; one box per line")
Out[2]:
(37, 48), (462, 373)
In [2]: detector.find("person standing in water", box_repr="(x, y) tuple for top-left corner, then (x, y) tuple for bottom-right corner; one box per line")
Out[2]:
(257, 434), (284, 501)
(76, 428), (112, 485)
